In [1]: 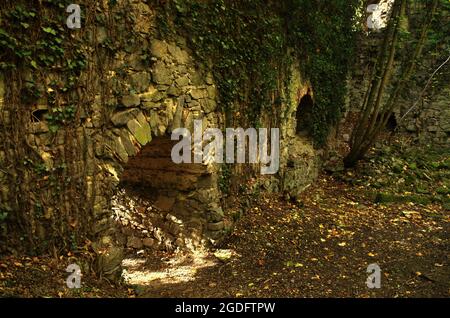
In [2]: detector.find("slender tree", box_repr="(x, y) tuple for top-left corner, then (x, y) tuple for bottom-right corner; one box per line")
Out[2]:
(344, 0), (440, 168)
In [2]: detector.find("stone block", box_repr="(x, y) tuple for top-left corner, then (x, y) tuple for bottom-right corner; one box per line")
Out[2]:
(190, 89), (206, 100)
(112, 136), (129, 163)
(208, 207), (224, 222)
(122, 94), (141, 107)
(96, 246), (123, 279)
(130, 72), (151, 93)
(152, 61), (172, 85)
(203, 98), (217, 114)
(127, 118), (151, 146)
(168, 45), (189, 64)
(118, 129), (138, 156)
(111, 108), (140, 126)
(167, 85), (181, 96)
(175, 75), (190, 87)
(150, 39), (168, 59)
(207, 86), (217, 99)
(207, 221), (224, 231)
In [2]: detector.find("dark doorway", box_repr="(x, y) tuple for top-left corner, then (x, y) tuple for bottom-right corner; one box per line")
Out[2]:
(386, 113), (397, 131)
(375, 113), (398, 132)
(113, 136), (213, 251)
(296, 93), (314, 136)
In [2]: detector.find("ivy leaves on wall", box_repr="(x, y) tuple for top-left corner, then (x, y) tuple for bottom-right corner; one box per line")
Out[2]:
(156, 0), (360, 145)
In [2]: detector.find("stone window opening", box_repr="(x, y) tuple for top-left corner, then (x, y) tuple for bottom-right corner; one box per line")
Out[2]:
(296, 92), (314, 136)
(31, 108), (48, 122)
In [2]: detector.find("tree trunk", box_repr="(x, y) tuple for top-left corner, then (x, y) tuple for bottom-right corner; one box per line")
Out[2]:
(344, 0), (438, 168)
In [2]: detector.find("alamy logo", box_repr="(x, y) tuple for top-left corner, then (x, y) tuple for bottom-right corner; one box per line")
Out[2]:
(366, 0), (394, 31)
(66, 263), (81, 289)
(171, 120), (280, 175)
(366, 263), (381, 289)
(66, 4), (81, 29)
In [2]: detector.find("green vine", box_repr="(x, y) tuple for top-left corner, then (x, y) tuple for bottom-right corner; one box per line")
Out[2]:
(0, 0), (139, 253)
(159, 0), (290, 126)
(156, 0), (359, 145)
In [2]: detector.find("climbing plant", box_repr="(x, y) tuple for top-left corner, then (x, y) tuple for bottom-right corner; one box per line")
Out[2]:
(0, 0), (89, 253)
(156, 0), (360, 145)
(157, 0), (289, 127)
(284, 0), (360, 145)
(0, 0), (142, 254)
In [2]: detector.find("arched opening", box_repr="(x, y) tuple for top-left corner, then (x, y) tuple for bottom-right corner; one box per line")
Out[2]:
(112, 135), (218, 252)
(296, 93), (314, 136)
(386, 113), (397, 132)
(31, 107), (48, 122)
(375, 113), (397, 132)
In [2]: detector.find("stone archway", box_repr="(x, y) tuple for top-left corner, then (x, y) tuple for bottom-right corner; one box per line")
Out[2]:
(277, 66), (320, 202)
(115, 134), (221, 251)
(103, 95), (224, 237)
(89, 39), (225, 278)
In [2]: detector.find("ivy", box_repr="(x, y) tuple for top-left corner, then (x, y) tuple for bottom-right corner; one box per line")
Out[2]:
(162, 0), (289, 125)
(284, 0), (359, 145)
(158, 0), (359, 145)
(219, 163), (232, 195)
(0, 2), (87, 77)
(45, 105), (76, 132)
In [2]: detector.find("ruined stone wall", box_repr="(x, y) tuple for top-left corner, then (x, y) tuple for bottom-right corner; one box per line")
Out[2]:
(224, 60), (321, 201)
(277, 62), (320, 200)
(0, 1), (321, 277)
(0, 1), (224, 275)
(395, 82), (450, 145)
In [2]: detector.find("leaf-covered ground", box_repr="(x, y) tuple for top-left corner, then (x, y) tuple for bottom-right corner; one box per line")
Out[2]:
(136, 176), (448, 298)
(0, 143), (448, 298)
(343, 142), (450, 208)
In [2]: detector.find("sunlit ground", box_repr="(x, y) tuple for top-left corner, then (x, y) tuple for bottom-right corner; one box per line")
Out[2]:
(121, 248), (219, 286)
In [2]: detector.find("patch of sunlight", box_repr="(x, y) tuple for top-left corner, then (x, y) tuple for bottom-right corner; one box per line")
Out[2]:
(121, 249), (217, 286)
(213, 249), (240, 262)
(121, 258), (146, 270)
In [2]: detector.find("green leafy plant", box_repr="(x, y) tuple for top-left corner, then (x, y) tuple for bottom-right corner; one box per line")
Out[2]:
(45, 105), (76, 132)
(0, 211), (8, 222)
(158, 0), (359, 145)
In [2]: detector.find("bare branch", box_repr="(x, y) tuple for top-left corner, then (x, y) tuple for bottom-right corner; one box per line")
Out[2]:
(398, 52), (450, 123)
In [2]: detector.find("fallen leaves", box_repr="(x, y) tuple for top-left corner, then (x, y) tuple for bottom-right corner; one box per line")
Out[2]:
(1, 141), (448, 298)
(285, 261), (304, 268)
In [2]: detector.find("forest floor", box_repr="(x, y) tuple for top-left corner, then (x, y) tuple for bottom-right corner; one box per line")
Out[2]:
(0, 141), (449, 298)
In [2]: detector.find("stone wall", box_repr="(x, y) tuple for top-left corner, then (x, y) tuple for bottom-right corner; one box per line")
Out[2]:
(278, 63), (320, 200)
(395, 84), (450, 145)
(225, 61), (321, 200)
(0, 1), (321, 277)
(0, 1), (224, 276)
(344, 34), (450, 146)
